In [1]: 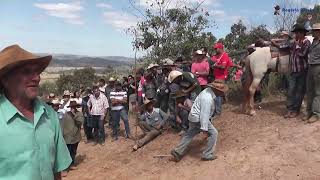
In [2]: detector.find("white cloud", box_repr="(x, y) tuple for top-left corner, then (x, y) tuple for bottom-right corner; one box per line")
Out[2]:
(96, 3), (112, 9)
(102, 11), (139, 30)
(34, 2), (84, 25)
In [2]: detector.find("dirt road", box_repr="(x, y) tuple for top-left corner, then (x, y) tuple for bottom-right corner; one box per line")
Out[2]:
(65, 98), (320, 180)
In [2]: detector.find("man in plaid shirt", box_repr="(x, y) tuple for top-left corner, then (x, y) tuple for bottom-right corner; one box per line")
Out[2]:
(87, 86), (109, 145)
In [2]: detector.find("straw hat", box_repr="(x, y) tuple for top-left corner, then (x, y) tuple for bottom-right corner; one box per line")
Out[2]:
(49, 93), (55, 98)
(63, 90), (71, 96)
(51, 99), (61, 105)
(147, 63), (159, 70)
(162, 58), (176, 66)
(312, 23), (320, 31)
(109, 77), (116, 82)
(195, 50), (206, 55)
(141, 98), (156, 109)
(207, 80), (229, 93)
(168, 70), (183, 83)
(0, 45), (51, 76)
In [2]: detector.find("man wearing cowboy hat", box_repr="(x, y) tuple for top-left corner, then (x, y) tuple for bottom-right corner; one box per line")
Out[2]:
(132, 98), (169, 151)
(105, 77), (116, 127)
(275, 24), (311, 118)
(172, 91), (193, 134)
(60, 100), (84, 177)
(304, 23), (320, 123)
(0, 45), (71, 180)
(60, 90), (72, 114)
(171, 80), (228, 162)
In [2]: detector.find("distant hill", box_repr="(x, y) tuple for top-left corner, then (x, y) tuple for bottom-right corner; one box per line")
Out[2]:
(37, 53), (134, 67)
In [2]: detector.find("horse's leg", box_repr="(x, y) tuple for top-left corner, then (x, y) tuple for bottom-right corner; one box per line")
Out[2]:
(249, 77), (262, 116)
(242, 71), (253, 114)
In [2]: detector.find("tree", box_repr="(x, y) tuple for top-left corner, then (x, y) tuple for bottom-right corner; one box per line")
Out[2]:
(56, 67), (98, 93)
(128, 0), (216, 62)
(297, 5), (320, 27)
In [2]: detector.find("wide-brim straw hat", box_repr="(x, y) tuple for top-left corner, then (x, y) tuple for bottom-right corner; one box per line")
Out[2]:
(63, 90), (71, 96)
(147, 63), (159, 70)
(162, 58), (176, 66)
(168, 70), (183, 83)
(0, 45), (51, 77)
(141, 98), (156, 109)
(312, 23), (320, 31)
(207, 80), (229, 93)
(109, 77), (116, 82)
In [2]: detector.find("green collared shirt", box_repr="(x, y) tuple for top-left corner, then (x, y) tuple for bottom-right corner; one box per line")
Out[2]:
(0, 94), (72, 180)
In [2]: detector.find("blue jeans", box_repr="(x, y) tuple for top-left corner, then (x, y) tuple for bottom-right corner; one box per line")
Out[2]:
(92, 115), (105, 143)
(215, 96), (223, 116)
(287, 71), (307, 112)
(174, 121), (218, 159)
(111, 109), (131, 138)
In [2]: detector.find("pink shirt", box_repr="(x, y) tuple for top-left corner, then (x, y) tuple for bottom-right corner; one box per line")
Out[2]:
(191, 59), (209, 85)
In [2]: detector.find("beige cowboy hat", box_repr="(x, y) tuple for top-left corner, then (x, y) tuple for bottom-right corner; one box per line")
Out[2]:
(147, 63), (159, 70)
(49, 93), (55, 98)
(141, 98), (156, 109)
(109, 77), (116, 82)
(63, 90), (71, 96)
(207, 80), (229, 93)
(312, 23), (320, 31)
(0, 45), (52, 76)
(168, 70), (183, 83)
(162, 58), (176, 66)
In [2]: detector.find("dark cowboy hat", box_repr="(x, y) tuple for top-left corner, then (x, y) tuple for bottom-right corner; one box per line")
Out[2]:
(67, 100), (81, 108)
(0, 45), (52, 77)
(291, 24), (308, 33)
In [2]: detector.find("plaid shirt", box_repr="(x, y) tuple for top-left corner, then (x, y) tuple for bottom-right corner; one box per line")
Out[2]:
(289, 38), (311, 73)
(87, 93), (109, 116)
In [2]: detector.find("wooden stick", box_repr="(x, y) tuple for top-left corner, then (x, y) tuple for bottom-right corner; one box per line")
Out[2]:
(153, 155), (172, 158)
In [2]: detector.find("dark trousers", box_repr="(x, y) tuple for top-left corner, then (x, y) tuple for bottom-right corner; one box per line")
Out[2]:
(83, 116), (94, 140)
(92, 115), (106, 143)
(287, 71), (307, 112)
(178, 109), (189, 131)
(111, 109), (131, 138)
(67, 142), (79, 166)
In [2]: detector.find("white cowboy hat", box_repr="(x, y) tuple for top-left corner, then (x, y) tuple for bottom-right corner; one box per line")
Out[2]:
(195, 50), (205, 55)
(51, 98), (61, 106)
(168, 70), (183, 83)
(312, 23), (320, 30)
(162, 58), (175, 66)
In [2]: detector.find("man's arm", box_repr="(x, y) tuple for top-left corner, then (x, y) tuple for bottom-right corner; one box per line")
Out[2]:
(199, 97), (213, 132)
(297, 40), (311, 58)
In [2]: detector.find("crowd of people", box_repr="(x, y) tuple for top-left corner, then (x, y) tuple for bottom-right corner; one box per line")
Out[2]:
(0, 22), (319, 180)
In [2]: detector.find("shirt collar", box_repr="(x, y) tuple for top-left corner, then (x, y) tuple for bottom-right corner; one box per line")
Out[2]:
(0, 94), (47, 125)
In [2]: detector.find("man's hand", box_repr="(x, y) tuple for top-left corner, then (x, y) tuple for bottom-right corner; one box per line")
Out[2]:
(177, 103), (184, 108)
(200, 131), (209, 140)
(100, 116), (105, 121)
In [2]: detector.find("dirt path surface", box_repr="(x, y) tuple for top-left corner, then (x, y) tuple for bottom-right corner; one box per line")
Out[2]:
(65, 98), (320, 180)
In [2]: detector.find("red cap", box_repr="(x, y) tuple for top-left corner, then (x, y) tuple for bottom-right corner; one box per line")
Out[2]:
(213, 43), (224, 49)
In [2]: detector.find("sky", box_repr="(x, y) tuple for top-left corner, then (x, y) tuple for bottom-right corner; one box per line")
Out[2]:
(0, 0), (319, 57)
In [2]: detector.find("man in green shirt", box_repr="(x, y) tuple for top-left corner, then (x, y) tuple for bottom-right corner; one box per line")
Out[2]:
(0, 45), (72, 180)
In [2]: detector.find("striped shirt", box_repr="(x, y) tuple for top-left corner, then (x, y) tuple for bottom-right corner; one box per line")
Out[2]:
(110, 90), (127, 111)
(289, 38), (311, 72)
(87, 93), (109, 116)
